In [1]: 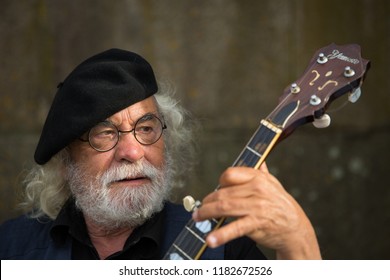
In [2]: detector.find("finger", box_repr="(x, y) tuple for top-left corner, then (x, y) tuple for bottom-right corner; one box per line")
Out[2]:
(203, 183), (256, 204)
(205, 216), (265, 248)
(193, 195), (263, 222)
(218, 166), (259, 187)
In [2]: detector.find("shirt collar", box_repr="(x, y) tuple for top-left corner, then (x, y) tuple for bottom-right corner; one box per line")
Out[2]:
(50, 198), (165, 259)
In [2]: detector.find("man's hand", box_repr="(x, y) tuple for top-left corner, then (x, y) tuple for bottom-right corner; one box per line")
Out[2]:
(192, 163), (321, 259)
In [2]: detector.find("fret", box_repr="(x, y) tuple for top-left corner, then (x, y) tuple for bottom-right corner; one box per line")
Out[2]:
(166, 234), (204, 260)
(233, 121), (281, 169)
(235, 149), (260, 167)
(247, 125), (278, 153)
(246, 145), (262, 157)
(171, 244), (192, 260)
(185, 226), (206, 243)
(188, 219), (219, 240)
(163, 219), (217, 260)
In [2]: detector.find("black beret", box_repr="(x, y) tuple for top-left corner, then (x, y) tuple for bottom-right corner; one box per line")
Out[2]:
(34, 48), (158, 165)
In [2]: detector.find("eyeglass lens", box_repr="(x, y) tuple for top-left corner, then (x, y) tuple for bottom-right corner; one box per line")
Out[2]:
(88, 114), (164, 151)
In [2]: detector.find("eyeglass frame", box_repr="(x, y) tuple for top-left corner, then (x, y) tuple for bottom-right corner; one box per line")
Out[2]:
(79, 113), (167, 152)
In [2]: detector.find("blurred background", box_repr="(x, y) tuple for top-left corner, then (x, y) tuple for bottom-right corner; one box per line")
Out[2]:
(1, 0), (389, 259)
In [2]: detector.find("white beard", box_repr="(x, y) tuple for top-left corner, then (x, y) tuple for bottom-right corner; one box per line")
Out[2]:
(66, 158), (172, 231)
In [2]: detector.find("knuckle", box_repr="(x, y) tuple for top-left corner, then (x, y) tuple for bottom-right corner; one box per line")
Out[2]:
(213, 189), (225, 201)
(251, 181), (263, 192)
(216, 199), (231, 212)
(253, 198), (266, 210)
(221, 167), (236, 182)
(232, 222), (245, 238)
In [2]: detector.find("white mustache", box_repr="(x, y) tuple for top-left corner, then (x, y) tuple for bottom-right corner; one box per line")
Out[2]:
(99, 160), (161, 187)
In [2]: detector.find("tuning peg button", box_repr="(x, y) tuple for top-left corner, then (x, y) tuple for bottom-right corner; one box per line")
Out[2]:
(313, 114), (331, 128)
(183, 195), (201, 212)
(348, 87), (361, 103)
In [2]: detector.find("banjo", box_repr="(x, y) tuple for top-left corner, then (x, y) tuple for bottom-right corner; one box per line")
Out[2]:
(163, 43), (370, 260)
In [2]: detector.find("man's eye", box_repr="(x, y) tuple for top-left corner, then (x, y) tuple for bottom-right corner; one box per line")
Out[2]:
(94, 129), (116, 138)
(136, 126), (154, 134)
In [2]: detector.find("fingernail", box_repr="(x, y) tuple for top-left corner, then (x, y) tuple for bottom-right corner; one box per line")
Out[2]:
(207, 235), (218, 248)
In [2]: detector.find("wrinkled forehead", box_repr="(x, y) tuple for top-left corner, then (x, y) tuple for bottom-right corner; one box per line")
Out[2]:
(107, 96), (160, 127)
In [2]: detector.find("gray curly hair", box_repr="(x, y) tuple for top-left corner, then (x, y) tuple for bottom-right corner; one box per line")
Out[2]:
(19, 83), (197, 220)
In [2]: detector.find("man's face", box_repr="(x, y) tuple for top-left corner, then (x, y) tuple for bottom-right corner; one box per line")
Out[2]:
(69, 96), (165, 178)
(66, 96), (171, 229)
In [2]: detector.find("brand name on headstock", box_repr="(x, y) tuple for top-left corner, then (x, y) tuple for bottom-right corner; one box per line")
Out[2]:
(327, 49), (360, 64)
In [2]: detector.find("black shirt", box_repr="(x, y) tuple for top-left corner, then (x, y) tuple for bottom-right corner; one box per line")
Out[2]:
(50, 199), (267, 260)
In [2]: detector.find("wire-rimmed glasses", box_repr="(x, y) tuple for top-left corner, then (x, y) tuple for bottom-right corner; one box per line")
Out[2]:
(80, 113), (167, 152)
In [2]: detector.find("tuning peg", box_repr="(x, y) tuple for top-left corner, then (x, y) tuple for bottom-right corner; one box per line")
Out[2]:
(310, 94), (322, 106)
(344, 66), (356, 77)
(348, 87), (361, 103)
(290, 83), (301, 94)
(317, 53), (328, 64)
(313, 114), (331, 128)
(183, 195), (201, 212)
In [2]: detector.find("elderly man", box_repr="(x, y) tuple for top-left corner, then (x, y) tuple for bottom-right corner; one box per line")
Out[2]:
(0, 49), (321, 260)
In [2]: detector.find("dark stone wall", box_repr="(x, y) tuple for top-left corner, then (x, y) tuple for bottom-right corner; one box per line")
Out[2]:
(1, 0), (389, 259)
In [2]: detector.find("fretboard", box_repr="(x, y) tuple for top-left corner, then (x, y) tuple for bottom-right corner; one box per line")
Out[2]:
(163, 119), (283, 260)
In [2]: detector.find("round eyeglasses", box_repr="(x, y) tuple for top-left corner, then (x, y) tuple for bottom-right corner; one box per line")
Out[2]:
(80, 114), (167, 152)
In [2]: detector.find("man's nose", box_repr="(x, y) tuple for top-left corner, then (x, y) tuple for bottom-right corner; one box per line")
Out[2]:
(113, 132), (145, 162)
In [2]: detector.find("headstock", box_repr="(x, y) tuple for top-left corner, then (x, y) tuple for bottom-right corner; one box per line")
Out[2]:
(268, 43), (370, 140)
